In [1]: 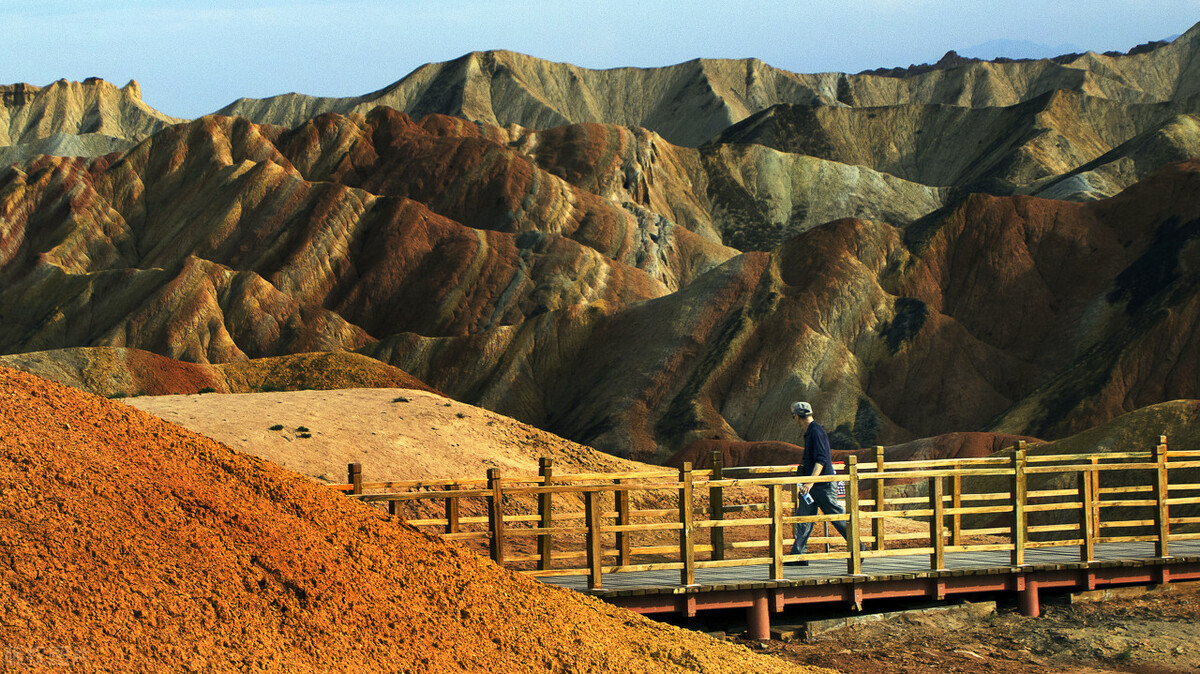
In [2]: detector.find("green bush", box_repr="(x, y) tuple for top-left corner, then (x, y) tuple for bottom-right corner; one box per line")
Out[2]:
(268, 424), (284, 431)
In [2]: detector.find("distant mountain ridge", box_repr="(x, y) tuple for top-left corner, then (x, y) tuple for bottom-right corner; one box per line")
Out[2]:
(218, 21), (1200, 147)
(4, 22), (1197, 209)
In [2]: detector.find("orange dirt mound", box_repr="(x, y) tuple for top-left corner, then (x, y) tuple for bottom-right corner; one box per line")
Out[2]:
(0, 367), (812, 673)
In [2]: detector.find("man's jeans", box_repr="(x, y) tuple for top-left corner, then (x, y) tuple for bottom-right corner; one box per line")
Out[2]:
(790, 481), (852, 555)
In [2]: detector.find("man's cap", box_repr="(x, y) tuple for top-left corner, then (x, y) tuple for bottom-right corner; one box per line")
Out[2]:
(791, 401), (813, 417)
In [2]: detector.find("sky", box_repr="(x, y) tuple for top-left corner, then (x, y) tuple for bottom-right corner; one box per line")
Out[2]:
(3, 0), (1198, 119)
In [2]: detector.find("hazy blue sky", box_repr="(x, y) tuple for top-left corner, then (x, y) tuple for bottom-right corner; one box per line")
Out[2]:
(4, 1), (1197, 118)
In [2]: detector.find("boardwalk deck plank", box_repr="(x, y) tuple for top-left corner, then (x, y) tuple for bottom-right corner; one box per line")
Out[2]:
(538, 541), (1200, 593)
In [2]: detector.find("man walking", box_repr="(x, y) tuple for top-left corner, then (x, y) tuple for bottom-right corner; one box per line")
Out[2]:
(787, 401), (863, 565)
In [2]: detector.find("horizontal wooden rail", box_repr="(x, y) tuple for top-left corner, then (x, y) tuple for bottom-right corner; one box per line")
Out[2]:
(337, 437), (1200, 584)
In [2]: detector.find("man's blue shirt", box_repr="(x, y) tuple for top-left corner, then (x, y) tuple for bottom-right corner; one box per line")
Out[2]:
(801, 421), (835, 476)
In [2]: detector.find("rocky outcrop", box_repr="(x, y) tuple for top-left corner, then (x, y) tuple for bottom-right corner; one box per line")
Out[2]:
(714, 90), (1200, 192)
(1026, 112), (1200, 200)
(0, 78), (179, 159)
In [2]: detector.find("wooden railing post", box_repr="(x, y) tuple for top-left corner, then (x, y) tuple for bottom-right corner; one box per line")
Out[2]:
(487, 468), (506, 566)
(1091, 456), (1101, 536)
(769, 483), (784, 580)
(616, 478), (631, 566)
(348, 463), (362, 495)
(1011, 441), (1027, 566)
(538, 458), (554, 571)
(873, 446), (886, 551)
(709, 451), (725, 561)
(930, 473), (945, 570)
(847, 455), (862, 575)
(1155, 436), (1170, 558)
(679, 463), (696, 586)
(585, 490), (602, 590)
(951, 462), (963, 547)
(444, 484), (460, 534)
(1078, 466), (1094, 562)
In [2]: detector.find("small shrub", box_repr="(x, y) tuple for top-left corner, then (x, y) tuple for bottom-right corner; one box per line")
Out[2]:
(107, 392), (127, 399)
(198, 387), (216, 394)
(298, 432), (312, 439)
(456, 412), (466, 419)
(268, 424), (284, 431)
(392, 396), (410, 403)
(296, 426), (309, 433)
(443, 402), (451, 407)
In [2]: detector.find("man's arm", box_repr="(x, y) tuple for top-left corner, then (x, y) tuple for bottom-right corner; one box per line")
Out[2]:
(799, 464), (822, 494)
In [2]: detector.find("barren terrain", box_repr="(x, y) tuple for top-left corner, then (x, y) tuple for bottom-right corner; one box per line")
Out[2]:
(754, 583), (1200, 674)
(0, 366), (816, 672)
(126, 388), (645, 485)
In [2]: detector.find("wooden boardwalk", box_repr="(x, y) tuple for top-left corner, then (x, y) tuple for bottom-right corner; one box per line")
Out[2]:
(536, 540), (1200, 639)
(338, 439), (1200, 636)
(539, 540), (1200, 594)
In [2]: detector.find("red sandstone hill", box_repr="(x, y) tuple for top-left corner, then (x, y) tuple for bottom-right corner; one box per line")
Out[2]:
(371, 157), (1200, 460)
(0, 367), (810, 672)
(4, 110), (1200, 460)
(0, 111), (719, 363)
(0, 347), (439, 397)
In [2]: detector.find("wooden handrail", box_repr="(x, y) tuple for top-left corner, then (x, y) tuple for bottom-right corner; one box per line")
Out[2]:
(336, 436), (1200, 580)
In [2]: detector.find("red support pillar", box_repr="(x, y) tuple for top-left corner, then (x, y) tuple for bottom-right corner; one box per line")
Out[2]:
(746, 590), (771, 640)
(1019, 579), (1040, 617)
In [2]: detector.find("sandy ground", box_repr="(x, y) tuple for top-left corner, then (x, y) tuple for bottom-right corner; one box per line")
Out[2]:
(127, 388), (644, 486)
(753, 582), (1200, 674)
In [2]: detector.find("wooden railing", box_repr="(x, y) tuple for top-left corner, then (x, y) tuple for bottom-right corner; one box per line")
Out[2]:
(333, 438), (1200, 589)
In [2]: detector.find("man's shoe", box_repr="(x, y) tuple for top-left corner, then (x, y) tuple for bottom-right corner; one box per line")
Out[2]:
(784, 559), (809, 567)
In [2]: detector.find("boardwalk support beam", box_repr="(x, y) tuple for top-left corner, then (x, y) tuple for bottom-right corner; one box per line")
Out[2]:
(747, 590), (770, 640)
(1019, 578), (1040, 617)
